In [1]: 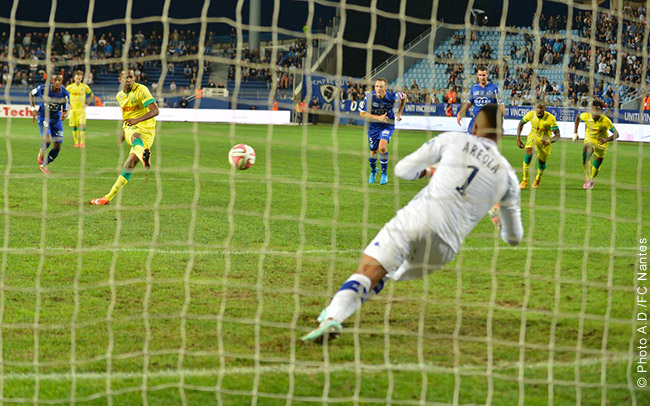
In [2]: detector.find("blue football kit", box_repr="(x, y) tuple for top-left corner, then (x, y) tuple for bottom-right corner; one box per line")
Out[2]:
(467, 82), (501, 133)
(360, 89), (405, 185)
(31, 84), (70, 140)
(359, 90), (405, 151)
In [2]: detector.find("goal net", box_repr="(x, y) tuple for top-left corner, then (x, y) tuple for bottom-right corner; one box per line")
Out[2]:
(0, 0), (648, 405)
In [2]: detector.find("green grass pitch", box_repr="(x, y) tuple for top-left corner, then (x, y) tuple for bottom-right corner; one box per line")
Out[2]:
(0, 117), (649, 405)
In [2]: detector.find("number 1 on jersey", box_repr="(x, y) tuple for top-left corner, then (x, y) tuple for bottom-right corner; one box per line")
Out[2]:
(456, 165), (479, 196)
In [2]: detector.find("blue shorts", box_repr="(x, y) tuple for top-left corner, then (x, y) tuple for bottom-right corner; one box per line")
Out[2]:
(38, 119), (64, 141)
(368, 127), (394, 151)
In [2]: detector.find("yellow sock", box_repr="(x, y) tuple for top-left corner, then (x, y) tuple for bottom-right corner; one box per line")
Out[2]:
(80, 129), (86, 144)
(522, 162), (530, 181)
(591, 165), (600, 179)
(535, 170), (544, 181)
(585, 161), (593, 178)
(72, 129), (79, 144)
(132, 145), (144, 163)
(105, 175), (128, 201)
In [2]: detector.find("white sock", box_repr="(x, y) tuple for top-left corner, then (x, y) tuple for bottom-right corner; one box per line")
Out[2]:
(324, 274), (372, 323)
(365, 276), (387, 302)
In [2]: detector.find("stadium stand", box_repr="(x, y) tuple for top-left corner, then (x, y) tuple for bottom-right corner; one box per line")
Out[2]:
(0, 27), (313, 106)
(391, 5), (649, 109)
(2, 5), (647, 109)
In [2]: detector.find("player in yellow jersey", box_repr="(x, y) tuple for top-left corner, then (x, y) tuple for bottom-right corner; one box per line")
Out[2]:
(91, 69), (159, 205)
(573, 100), (619, 190)
(516, 102), (560, 189)
(65, 70), (93, 148)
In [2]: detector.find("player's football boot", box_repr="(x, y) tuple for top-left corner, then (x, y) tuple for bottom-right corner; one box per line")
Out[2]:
(37, 151), (44, 165)
(532, 178), (541, 188)
(583, 179), (594, 190)
(519, 179), (528, 189)
(368, 169), (377, 184)
(488, 204), (501, 228)
(380, 173), (388, 185)
(38, 165), (50, 175)
(301, 318), (343, 343)
(142, 148), (151, 169)
(80, 143), (85, 148)
(91, 197), (110, 205)
(73, 143), (80, 148)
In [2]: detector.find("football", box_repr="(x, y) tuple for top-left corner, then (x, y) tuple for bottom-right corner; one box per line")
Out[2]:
(228, 144), (256, 170)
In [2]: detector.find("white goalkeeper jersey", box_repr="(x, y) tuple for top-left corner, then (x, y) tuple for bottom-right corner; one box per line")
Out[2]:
(394, 131), (523, 251)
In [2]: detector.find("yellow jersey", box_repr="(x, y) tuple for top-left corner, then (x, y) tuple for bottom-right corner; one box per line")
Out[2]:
(66, 82), (92, 111)
(116, 83), (156, 130)
(579, 112), (615, 140)
(521, 110), (558, 140)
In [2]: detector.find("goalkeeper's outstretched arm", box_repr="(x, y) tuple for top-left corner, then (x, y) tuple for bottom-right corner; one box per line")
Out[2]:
(500, 204), (523, 246)
(394, 137), (443, 180)
(499, 171), (524, 246)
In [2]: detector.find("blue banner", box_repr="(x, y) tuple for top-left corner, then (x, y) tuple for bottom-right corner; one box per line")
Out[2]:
(302, 76), (650, 124)
(306, 75), (348, 110)
(505, 106), (578, 122)
(333, 101), (650, 124)
(504, 106), (650, 124)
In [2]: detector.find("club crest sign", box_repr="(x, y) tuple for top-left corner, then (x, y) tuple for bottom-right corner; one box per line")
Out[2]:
(320, 84), (336, 103)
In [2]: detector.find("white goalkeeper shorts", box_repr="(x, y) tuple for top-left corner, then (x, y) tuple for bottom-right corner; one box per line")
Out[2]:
(363, 204), (456, 282)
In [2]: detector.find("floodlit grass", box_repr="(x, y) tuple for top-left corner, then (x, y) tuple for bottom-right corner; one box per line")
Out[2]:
(0, 118), (649, 405)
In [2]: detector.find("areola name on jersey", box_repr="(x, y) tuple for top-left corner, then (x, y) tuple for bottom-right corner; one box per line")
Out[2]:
(462, 139), (501, 174)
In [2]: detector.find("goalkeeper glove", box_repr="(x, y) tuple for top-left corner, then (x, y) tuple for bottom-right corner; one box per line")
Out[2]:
(572, 133), (579, 142)
(488, 204), (501, 228)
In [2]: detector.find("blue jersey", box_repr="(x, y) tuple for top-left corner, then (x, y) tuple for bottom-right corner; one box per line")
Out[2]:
(31, 84), (69, 122)
(360, 90), (405, 133)
(468, 82), (501, 117)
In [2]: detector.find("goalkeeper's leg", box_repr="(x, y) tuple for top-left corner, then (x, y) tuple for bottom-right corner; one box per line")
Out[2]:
(302, 255), (387, 343)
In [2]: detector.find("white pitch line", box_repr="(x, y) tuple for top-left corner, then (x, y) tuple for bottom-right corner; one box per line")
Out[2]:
(0, 355), (632, 382)
(0, 246), (637, 255)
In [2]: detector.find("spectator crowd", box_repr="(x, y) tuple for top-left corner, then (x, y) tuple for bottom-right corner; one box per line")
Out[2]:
(421, 3), (648, 109)
(1, 4), (647, 111)
(0, 28), (215, 92)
